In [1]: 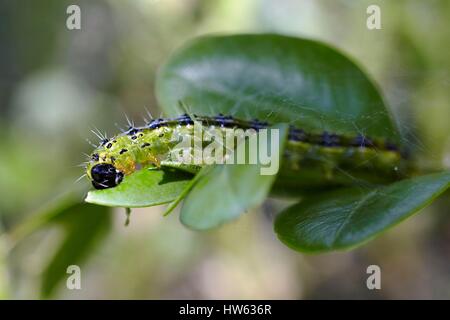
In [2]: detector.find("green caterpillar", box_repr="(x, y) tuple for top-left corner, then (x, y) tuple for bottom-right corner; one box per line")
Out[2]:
(85, 114), (410, 190)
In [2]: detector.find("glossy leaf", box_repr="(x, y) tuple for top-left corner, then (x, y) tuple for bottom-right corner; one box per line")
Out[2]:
(85, 168), (193, 208)
(156, 34), (400, 142)
(275, 171), (450, 253)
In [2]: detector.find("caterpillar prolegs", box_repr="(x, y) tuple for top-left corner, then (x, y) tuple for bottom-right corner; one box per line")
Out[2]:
(85, 114), (410, 190)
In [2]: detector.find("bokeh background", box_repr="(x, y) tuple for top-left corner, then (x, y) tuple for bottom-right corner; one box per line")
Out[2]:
(0, 0), (449, 299)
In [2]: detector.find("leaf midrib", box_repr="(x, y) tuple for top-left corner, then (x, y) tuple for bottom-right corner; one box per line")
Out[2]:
(331, 189), (377, 246)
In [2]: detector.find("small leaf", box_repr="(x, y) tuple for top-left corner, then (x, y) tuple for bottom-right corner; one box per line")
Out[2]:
(180, 124), (288, 230)
(275, 171), (450, 253)
(85, 168), (193, 208)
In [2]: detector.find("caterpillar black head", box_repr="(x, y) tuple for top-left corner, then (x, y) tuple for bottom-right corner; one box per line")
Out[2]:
(90, 163), (124, 189)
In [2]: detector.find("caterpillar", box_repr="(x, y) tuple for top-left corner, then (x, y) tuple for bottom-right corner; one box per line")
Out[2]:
(85, 114), (410, 190)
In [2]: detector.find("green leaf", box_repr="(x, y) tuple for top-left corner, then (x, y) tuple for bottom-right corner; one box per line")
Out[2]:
(156, 33), (400, 142)
(180, 124), (288, 230)
(8, 184), (89, 244)
(41, 202), (111, 298)
(274, 171), (450, 253)
(85, 168), (193, 208)
(4, 185), (112, 298)
(8, 186), (112, 298)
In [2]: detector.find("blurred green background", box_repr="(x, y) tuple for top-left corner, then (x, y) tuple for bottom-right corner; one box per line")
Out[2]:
(0, 0), (449, 299)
